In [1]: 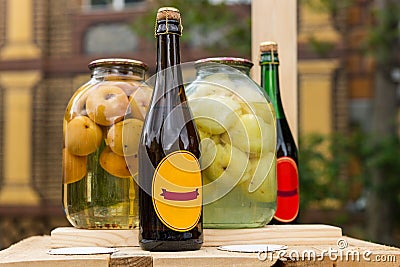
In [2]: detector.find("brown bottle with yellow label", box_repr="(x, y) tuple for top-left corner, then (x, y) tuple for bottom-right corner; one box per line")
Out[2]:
(138, 7), (203, 251)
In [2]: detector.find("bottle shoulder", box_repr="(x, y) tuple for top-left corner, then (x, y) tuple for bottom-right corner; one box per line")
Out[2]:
(276, 119), (298, 160)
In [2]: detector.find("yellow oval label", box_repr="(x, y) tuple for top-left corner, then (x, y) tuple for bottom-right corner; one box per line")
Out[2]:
(152, 150), (202, 232)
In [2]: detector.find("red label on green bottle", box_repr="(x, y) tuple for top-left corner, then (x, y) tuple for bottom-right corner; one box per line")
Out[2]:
(274, 157), (299, 222)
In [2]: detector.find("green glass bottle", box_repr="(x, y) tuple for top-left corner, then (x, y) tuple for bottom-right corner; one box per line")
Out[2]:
(260, 41), (299, 224)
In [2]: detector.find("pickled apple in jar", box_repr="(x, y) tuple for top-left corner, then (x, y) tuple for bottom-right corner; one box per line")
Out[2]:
(186, 58), (277, 228)
(62, 58), (152, 229)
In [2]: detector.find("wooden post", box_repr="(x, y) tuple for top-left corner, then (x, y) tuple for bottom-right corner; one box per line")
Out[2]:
(251, 0), (298, 142)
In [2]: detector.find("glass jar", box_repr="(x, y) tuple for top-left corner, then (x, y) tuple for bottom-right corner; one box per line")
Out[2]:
(62, 58), (152, 229)
(186, 57), (277, 228)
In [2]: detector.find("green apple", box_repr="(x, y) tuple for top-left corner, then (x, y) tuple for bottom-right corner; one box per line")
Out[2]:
(199, 134), (220, 170)
(188, 73), (236, 99)
(204, 143), (251, 186)
(223, 113), (275, 154)
(242, 152), (276, 203)
(189, 95), (242, 135)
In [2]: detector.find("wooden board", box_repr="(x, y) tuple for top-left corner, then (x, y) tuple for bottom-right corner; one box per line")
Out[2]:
(2, 234), (400, 267)
(0, 236), (110, 267)
(51, 224), (342, 248)
(0, 236), (277, 267)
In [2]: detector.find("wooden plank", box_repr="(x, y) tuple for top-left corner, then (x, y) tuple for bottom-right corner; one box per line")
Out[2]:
(272, 237), (400, 267)
(109, 248), (152, 267)
(1, 235), (399, 266)
(205, 224), (342, 246)
(0, 236), (110, 267)
(251, 0), (298, 142)
(51, 224), (342, 248)
(51, 227), (137, 248)
(151, 247), (277, 267)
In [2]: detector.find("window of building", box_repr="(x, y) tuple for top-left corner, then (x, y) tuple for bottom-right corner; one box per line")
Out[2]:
(83, 0), (145, 11)
(84, 23), (138, 54)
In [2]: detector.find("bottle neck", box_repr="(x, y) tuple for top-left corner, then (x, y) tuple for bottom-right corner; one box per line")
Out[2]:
(156, 33), (181, 71)
(260, 52), (285, 119)
(154, 19), (184, 100)
(155, 19), (181, 70)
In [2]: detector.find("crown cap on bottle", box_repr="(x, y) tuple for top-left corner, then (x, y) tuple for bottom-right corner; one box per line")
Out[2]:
(260, 41), (278, 52)
(156, 7), (181, 21)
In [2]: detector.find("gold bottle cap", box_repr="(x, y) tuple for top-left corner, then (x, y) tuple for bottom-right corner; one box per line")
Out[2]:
(156, 7), (181, 21)
(260, 41), (278, 52)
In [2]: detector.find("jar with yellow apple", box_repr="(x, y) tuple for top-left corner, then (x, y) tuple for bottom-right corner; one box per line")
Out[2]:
(63, 58), (151, 229)
(186, 57), (277, 228)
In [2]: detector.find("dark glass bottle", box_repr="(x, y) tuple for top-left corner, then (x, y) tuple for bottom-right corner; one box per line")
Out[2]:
(260, 41), (299, 224)
(138, 7), (203, 251)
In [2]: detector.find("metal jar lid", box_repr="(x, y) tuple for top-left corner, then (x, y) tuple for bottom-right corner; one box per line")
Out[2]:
(88, 58), (148, 71)
(194, 57), (254, 69)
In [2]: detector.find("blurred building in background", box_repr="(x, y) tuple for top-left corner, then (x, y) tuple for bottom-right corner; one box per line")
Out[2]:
(299, 0), (376, 136)
(297, 0), (374, 235)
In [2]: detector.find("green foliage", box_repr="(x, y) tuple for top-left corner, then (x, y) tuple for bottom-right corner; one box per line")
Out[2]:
(366, 1), (400, 66)
(307, 36), (335, 57)
(301, 0), (353, 15)
(300, 0), (352, 55)
(298, 133), (350, 209)
(362, 135), (400, 205)
(303, 0), (400, 67)
(130, 0), (251, 55)
(299, 132), (400, 219)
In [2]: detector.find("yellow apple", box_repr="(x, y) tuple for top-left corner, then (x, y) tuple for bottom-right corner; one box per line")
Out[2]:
(64, 83), (93, 122)
(62, 148), (87, 184)
(65, 116), (103, 156)
(86, 84), (130, 126)
(129, 86), (152, 121)
(106, 118), (143, 156)
(99, 146), (133, 178)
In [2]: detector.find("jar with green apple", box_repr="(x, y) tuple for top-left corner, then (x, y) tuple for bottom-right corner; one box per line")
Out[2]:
(63, 58), (152, 229)
(186, 57), (277, 228)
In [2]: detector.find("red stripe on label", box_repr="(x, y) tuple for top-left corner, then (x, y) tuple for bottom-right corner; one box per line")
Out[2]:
(277, 188), (298, 197)
(160, 188), (199, 201)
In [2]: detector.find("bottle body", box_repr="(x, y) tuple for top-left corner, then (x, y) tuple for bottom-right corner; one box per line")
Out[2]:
(186, 58), (277, 228)
(260, 42), (300, 224)
(63, 58), (150, 229)
(138, 8), (203, 251)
